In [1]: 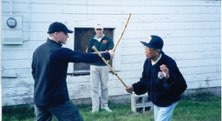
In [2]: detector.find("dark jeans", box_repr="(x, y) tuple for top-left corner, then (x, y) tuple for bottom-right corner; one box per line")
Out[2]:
(34, 100), (83, 121)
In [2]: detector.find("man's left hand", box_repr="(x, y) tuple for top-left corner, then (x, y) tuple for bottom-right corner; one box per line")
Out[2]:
(160, 64), (169, 79)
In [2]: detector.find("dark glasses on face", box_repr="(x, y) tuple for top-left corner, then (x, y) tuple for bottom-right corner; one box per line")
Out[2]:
(63, 32), (68, 35)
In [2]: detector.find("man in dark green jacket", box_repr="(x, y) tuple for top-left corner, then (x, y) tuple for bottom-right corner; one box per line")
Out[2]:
(87, 24), (114, 113)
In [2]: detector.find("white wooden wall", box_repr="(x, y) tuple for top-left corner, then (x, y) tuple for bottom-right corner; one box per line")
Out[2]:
(0, 0), (3, 118)
(1, 0), (221, 105)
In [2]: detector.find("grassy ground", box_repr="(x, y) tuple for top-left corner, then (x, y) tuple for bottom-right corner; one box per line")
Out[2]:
(2, 93), (221, 121)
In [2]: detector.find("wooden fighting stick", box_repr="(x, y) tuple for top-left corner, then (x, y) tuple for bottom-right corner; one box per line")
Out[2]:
(92, 46), (128, 88)
(112, 13), (131, 52)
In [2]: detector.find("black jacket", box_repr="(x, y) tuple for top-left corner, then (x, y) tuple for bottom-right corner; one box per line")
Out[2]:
(32, 39), (110, 107)
(132, 52), (187, 107)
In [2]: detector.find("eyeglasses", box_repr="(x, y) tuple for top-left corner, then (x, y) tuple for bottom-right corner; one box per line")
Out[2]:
(144, 46), (160, 53)
(96, 29), (102, 31)
(63, 32), (68, 35)
(144, 46), (150, 50)
(144, 46), (154, 51)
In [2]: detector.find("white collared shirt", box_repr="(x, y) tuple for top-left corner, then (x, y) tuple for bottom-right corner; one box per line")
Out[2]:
(151, 53), (162, 65)
(94, 34), (105, 42)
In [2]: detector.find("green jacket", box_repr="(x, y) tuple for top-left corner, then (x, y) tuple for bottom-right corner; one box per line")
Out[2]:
(87, 35), (114, 66)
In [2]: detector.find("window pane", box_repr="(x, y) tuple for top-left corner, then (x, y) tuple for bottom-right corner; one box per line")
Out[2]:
(74, 28), (114, 75)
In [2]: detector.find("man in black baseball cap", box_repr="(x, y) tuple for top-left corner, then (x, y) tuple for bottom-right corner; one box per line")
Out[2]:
(139, 35), (164, 60)
(32, 22), (115, 121)
(46, 22), (73, 44)
(47, 21), (73, 34)
(140, 35), (163, 50)
(126, 35), (187, 121)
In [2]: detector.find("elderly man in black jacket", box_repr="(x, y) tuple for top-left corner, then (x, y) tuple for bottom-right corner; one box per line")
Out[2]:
(32, 22), (114, 121)
(126, 35), (187, 121)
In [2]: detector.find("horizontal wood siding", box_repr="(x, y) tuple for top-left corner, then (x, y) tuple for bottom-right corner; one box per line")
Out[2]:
(2, 0), (221, 105)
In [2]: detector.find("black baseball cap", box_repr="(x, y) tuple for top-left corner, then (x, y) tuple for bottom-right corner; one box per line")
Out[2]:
(47, 22), (73, 34)
(140, 35), (164, 49)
